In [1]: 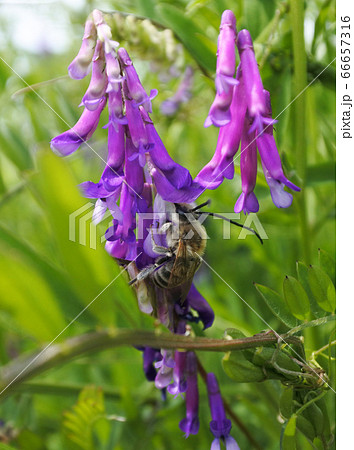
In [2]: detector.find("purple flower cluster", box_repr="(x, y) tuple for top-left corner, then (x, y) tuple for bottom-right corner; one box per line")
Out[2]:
(50, 12), (238, 446)
(50, 10), (203, 262)
(196, 10), (300, 213)
(50, 8), (301, 448)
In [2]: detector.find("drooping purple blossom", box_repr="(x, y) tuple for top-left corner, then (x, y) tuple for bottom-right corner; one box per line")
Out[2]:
(185, 284), (215, 330)
(196, 67), (246, 189)
(106, 88), (128, 130)
(207, 373), (240, 450)
(199, 20), (300, 210)
(68, 19), (97, 80)
(51, 9), (300, 443)
(81, 40), (108, 111)
(155, 349), (175, 389)
(118, 47), (158, 113)
(256, 91), (301, 200)
(236, 29), (275, 134)
(234, 114), (259, 214)
(142, 347), (162, 382)
(105, 51), (122, 92)
(50, 98), (106, 156)
(92, 9), (119, 54)
(167, 350), (187, 397)
(179, 352), (199, 437)
(205, 10), (238, 128)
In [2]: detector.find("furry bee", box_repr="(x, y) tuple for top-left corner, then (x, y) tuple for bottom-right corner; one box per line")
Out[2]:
(128, 200), (262, 291)
(130, 202), (207, 290)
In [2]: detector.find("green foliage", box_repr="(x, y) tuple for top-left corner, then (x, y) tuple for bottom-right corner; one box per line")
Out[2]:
(254, 283), (298, 328)
(0, 0), (335, 449)
(62, 386), (120, 450)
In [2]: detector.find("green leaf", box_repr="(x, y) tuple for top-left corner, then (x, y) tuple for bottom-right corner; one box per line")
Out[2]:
(308, 265), (336, 313)
(316, 397), (332, 441)
(63, 386), (107, 450)
(0, 444), (19, 450)
(281, 415), (297, 450)
(283, 276), (311, 321)
(0, 257), (66, 341)
(15, 429), (46, 450)
(302, 403), (324, 436)
(156, 4), (215, 73)
(296, 261), (326, 318)
(223, 328), (255, 361)
(306, 162), (335, 186)
(0, 224), (82, 318)
(243, 0), (276, 39)
(136, 0), (155, 17)
(296, 414), (316, 441)
(0, 125), (34, 172)
(254, 283), (297, 328)
(312, 438), (325, 450)
(318, 248), (336, 285)
(222, 351), (266, 383)
(279, 387), (293, 420)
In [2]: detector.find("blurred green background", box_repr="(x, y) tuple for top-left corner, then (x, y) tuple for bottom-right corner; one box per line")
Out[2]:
(0, 0), (335, 449)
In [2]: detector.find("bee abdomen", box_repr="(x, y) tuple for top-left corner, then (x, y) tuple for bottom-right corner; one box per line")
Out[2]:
(153, 265), (172, 288)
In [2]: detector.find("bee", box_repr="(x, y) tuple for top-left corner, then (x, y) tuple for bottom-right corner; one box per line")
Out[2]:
(129, 202), (207, 290)
(129, 200), (263, 291)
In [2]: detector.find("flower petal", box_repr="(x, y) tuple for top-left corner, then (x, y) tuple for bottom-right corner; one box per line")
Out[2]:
(186, 284), (215, 329)
(50, 98), (107, 156)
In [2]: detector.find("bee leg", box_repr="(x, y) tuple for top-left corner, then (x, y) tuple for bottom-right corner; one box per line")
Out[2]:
(150, 226), (173, 256)
(129, 264), (157, 285)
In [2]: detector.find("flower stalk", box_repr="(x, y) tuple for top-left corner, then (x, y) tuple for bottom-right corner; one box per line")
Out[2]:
(290, 0), (311, 263)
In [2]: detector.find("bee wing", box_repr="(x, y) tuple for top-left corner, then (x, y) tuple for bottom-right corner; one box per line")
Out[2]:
(167, 239), (202, 288)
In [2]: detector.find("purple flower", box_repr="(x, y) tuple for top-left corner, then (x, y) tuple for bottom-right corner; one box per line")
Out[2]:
(118, 48), (158, 113)
(160, 66), (194, 116)
(179, 352), (199, 437)
(256, 91), (300, 200)
(68, 19), (97, 80)
(167, 350), (187, 397)
(205, 10), (238, 127)
(142, 347), (162, 382)
(262, 162), (293, 208)
(186, 284), (215, 330)
(155, 350), (175, 389)
(236, 29), (274, 134)
(93, 9), (119, 54)
(207, 373), (240, 450)
(79, 121), (125, 224)
(196, 67), (246, 189)
(138, 108), (204, 203)
(81, 40), (108, 111)
(105, 183), (138, 260)
(125, 136), (145, 195)
(106, 88), (128, 133)
(234, 114), (259, 214)
(50, 97), (107, 156)
(105, 51), (122, 92)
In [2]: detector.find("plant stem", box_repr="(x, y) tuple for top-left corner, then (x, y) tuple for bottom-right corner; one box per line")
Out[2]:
(17, 381), (122, 400)
(0, 329), (301, 398)
(290, 0), (311, 263)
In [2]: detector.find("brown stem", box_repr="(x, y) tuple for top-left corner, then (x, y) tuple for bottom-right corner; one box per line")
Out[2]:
(0, 329), (301, 399)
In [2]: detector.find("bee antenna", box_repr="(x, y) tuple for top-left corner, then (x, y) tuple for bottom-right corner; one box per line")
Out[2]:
(189, 199), (211, 212)
(194, 211), (263, 245)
